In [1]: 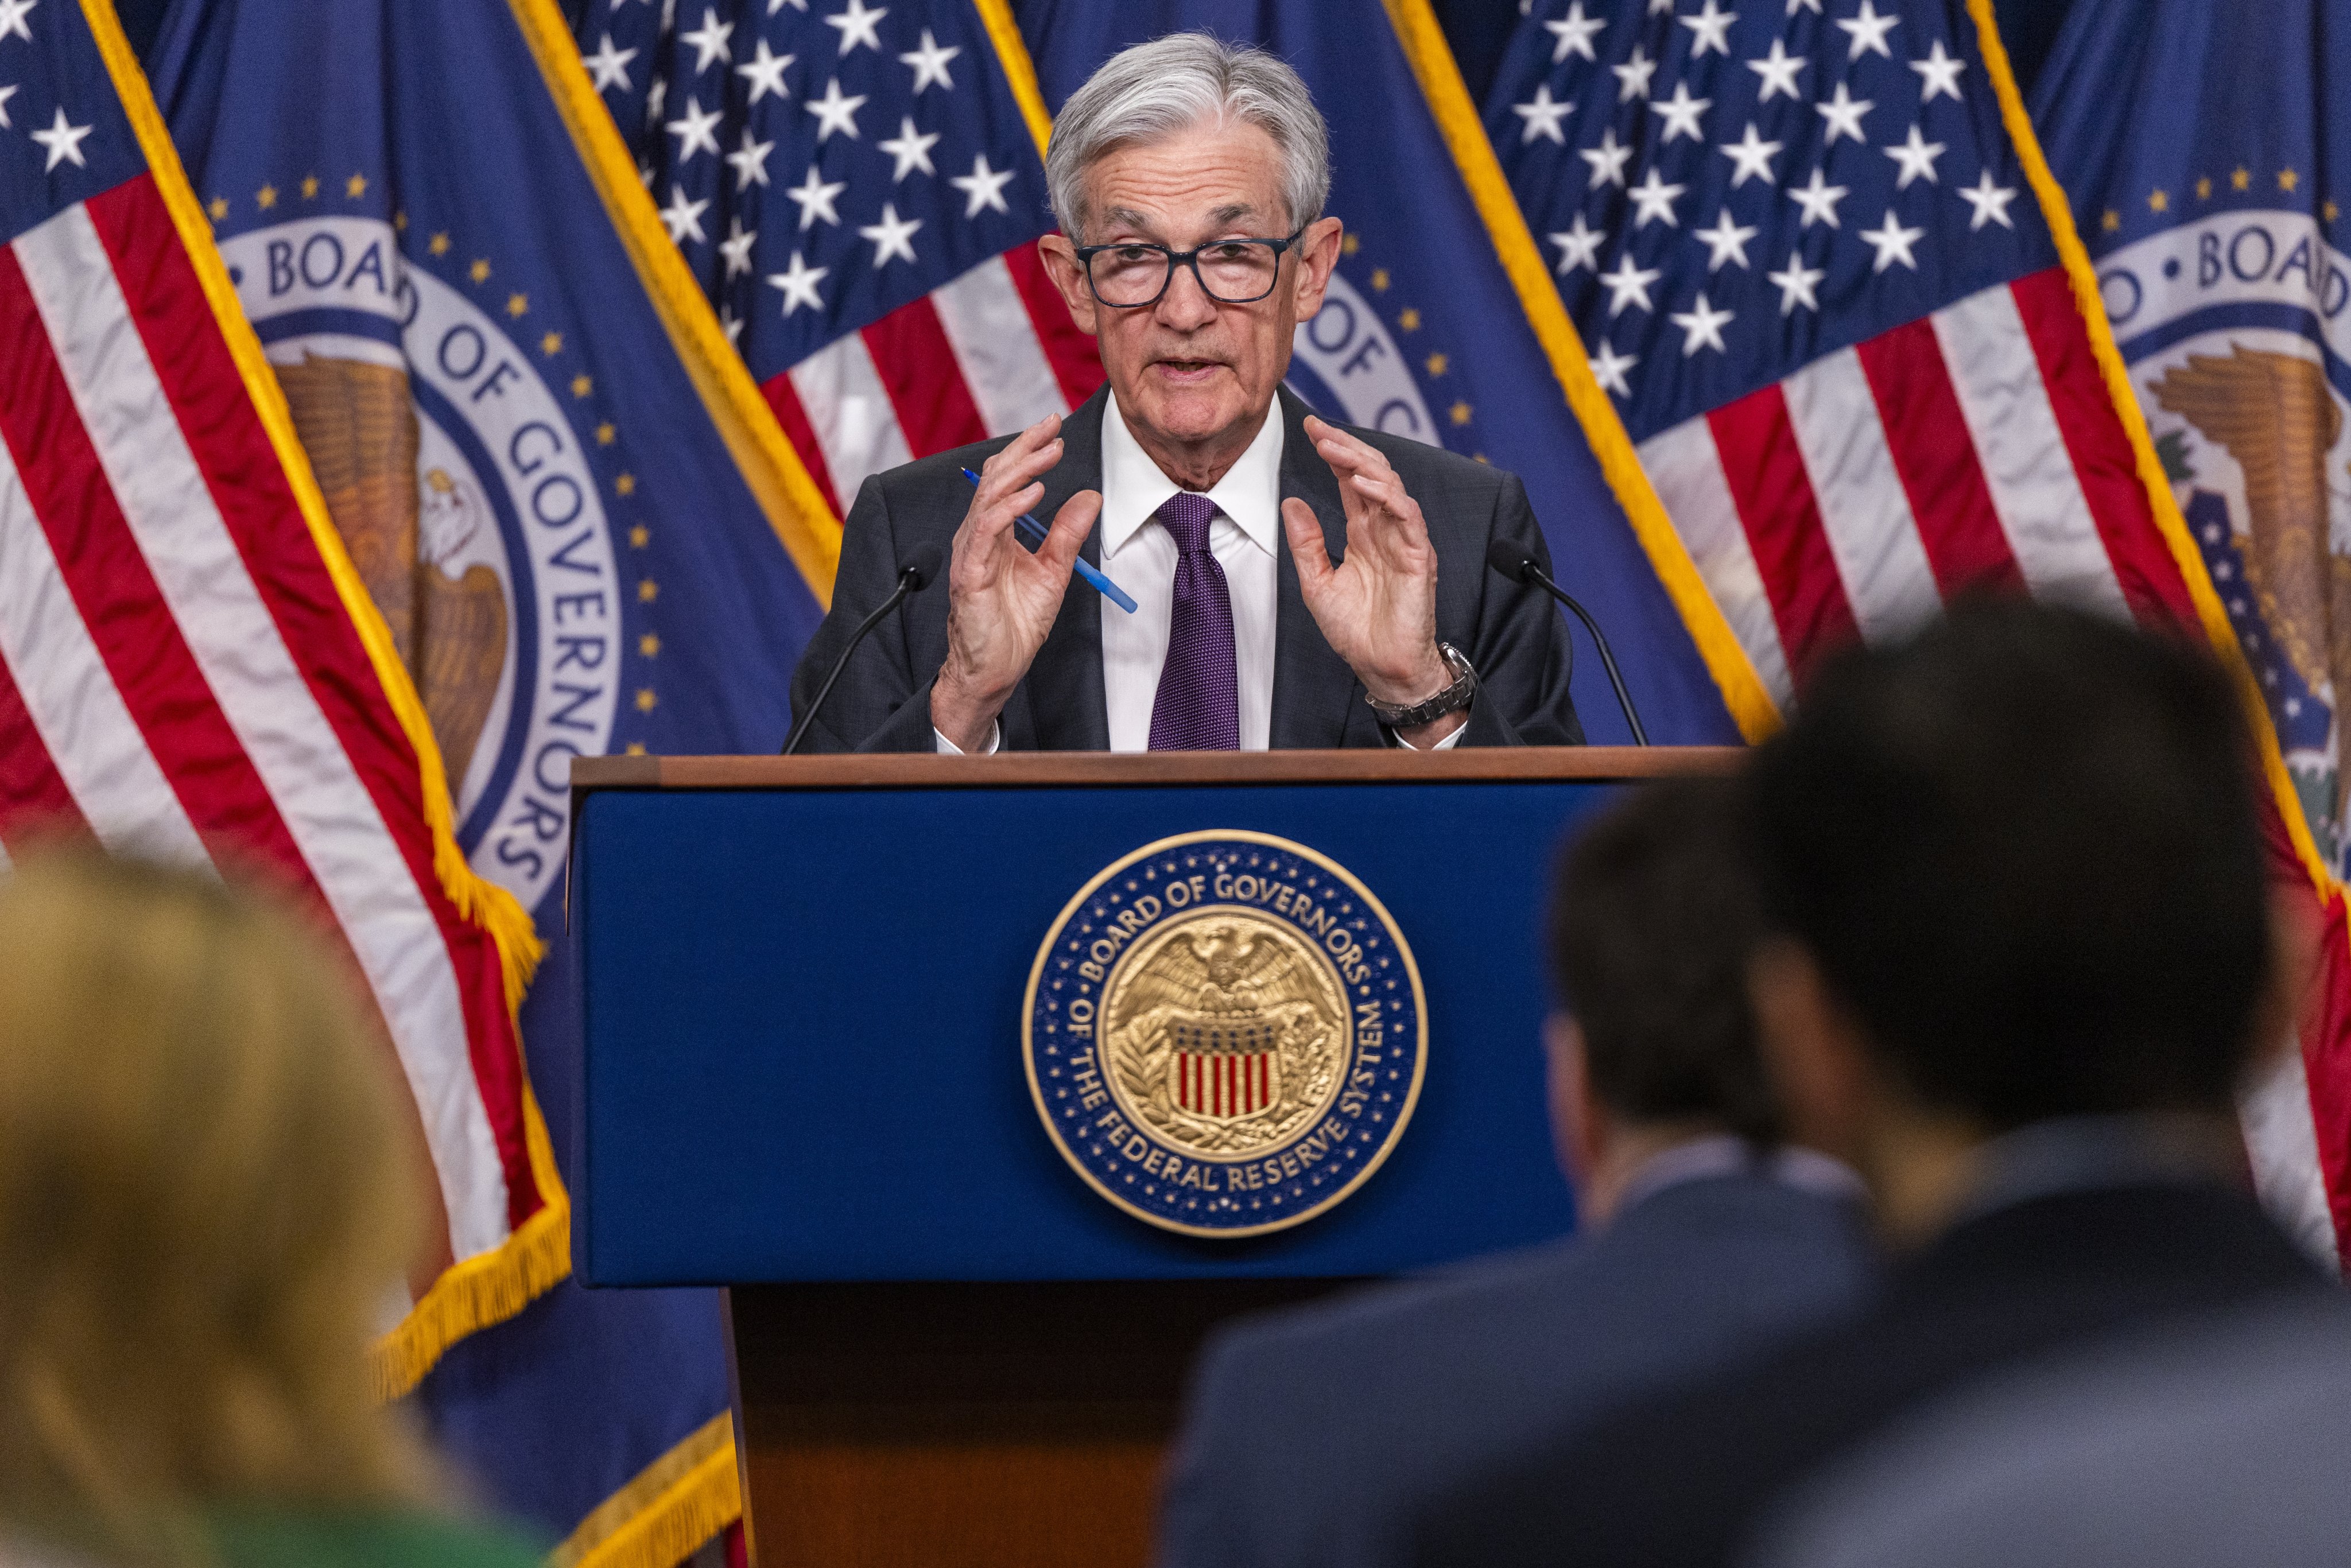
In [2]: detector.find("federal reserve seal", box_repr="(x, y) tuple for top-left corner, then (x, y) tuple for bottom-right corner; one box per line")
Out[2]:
(1023, 832), (1427, 1237)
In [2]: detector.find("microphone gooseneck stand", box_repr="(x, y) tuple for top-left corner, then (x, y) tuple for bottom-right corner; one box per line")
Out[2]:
(781, 544), (944, 755)
(1484, 541), (1650, 746)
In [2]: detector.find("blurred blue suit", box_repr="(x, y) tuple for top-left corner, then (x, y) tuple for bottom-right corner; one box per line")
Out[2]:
(1156, 1152), (1879, 1568)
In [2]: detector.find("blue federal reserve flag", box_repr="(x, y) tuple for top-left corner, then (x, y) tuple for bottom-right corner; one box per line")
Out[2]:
(2033, 0), (2351, 1280)
(2034, 2), (2351, 874)
(1014, 0), (1753, 744)
(149, 0), (835, 1554)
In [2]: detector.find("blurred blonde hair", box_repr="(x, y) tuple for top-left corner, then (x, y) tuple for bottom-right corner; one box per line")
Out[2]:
(0, 848), (436, 1546)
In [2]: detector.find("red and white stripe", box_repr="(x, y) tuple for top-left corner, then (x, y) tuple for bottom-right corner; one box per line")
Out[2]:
(1639, 262), (2351, 1267)
(0, 174), (543, 1292)
(1642, 269), (2141, 698)
(762, 247), (1104, 517)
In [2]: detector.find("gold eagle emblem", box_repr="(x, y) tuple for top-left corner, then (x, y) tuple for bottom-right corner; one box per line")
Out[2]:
(2152, 345), (2351, 821)
(277, 354), (509, 790)
(1101, 913), (1349, 1159)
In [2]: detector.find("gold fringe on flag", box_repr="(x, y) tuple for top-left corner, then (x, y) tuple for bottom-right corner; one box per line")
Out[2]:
(554, 1416), (742, 1568)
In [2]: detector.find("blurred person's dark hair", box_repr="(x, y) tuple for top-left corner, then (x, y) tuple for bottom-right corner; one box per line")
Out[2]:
(0, 848), (443, 1561)
(1744, 599), (2269, 1129)
(1550, 775), (1780, 1145)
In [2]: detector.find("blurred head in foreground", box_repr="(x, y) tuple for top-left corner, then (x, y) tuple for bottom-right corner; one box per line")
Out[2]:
(1743, 600), (2272, 1235)
(0, 849), (432, 1547)
(1546, 775), (1780, 1223)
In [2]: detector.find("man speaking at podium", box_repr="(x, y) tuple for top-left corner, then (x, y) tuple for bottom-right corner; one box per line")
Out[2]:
(787, 34), (1584, 754)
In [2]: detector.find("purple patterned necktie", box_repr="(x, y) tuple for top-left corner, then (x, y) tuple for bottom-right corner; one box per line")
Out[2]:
(1147, 491), (1240, 751)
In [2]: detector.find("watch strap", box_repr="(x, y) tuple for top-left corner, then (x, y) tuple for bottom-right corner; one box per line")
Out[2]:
(1365, 642), (1477, 729)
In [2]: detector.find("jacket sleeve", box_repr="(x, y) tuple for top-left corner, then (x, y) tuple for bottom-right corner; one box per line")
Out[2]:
(1457, 472), (1584, 747)
(785, 475), (942, 752)
(1155, 1332), (1274, 1568)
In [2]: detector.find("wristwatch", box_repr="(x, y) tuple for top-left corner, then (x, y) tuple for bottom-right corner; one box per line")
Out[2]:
(1365, 642), (1477, 729)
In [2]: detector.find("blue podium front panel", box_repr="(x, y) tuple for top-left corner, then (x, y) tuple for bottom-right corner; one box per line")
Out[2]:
(572, 777), (1626, 1284)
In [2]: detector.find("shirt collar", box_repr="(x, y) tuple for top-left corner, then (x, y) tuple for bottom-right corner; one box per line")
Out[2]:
(1098, 390), (1286, 561)
(1613, 1132), (1867, 1220)
(1951, 1113), (2248, 1227)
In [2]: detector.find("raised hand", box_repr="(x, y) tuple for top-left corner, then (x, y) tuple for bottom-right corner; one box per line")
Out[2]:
(1281, 416), (1454, 736)
(932, 412), (1103, 752)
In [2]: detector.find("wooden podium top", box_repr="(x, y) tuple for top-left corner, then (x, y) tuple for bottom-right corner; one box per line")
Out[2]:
(571, 744), (1739, 791)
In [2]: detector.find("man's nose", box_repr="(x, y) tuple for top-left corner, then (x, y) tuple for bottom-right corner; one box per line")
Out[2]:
(1154, 259), (1220, 331)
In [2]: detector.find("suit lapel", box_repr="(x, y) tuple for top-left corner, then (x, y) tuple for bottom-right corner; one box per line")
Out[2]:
(1270, 387), (1361, 748)
(1016, 386), (1112, 751)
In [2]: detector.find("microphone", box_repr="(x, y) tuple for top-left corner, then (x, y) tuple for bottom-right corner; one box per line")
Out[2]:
(1485, 540), (1650, 746)
(781, 543), (945, 755)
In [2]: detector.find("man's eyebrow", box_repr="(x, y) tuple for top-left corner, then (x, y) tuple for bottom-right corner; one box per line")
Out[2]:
(1094, 202), (1264, 240)
(1100, 207), (1163, 238)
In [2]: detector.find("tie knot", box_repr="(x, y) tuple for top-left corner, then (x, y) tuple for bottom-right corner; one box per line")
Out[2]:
(1156, 491), (1219, 555)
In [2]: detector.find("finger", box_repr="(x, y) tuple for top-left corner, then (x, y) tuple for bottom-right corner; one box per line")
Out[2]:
(980, 411), (1061, 480)
(991, 479), (1048, 535)
(1281, 498), (1334, 589)
(965, 479), (1046, 555)
(1306, 419), (1394, 482)
(980, 436), (1064, 509)
(1038, 489), (1103, 573)
(975, 414), (1063, 498)
(1349, 472), (1421, 528)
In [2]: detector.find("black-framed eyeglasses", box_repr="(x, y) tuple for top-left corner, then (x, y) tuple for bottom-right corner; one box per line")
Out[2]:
(1073, 226), (1310, 309)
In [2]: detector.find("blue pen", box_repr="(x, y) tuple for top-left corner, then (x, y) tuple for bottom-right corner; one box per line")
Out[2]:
(959, 467), (1138, 614)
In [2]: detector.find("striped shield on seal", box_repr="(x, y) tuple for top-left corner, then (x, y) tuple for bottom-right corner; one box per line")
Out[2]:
(1170, 1014), (1281, 1121)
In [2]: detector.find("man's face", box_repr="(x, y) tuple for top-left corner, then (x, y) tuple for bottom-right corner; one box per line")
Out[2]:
(1041, 119), (1341, 459)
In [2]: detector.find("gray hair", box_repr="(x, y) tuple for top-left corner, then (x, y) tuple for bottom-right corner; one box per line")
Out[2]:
(1045, 33), (1332, 243)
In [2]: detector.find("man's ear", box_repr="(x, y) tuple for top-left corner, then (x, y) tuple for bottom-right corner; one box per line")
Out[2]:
(1287, 216), (1345, 321)
(1545, 1014), (1604, 1191)
(1036, 232), (1100, 337)
(1748, 937), (1872, 1166)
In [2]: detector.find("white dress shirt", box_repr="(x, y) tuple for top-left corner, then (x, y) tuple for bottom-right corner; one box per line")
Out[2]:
(937, 395), (1463, 752)
(1097, 390), (1283, 751)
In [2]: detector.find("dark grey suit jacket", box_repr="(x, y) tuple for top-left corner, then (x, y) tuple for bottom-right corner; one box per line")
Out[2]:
(786, 386), (1584, 750)
(1401, 1181), (2331, 1568)
(1154, 1171), (1880, 1568)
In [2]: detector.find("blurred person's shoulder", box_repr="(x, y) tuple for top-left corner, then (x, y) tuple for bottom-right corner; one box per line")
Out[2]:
(1400, 1179), (2331, 1568)
(1753, 1290), (2351, 1568)
(1206, 1165), (1873, 1393)
(1159, 1170), (1877, 1568)
(208, 1506), (545, 1568)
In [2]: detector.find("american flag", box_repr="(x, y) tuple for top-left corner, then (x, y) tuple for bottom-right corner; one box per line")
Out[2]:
(575, 0), (1102, 519)
(0, 0), (557, 1388)
(1493, 0), (2351, 1264)
(1489, 0), (2183, 704)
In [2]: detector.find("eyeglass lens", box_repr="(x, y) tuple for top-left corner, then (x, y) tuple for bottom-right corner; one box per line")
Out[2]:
(1091, 241), (1283, 306)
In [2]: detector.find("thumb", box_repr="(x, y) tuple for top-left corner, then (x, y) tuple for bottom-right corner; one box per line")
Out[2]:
(1040, 488), (1102, 573)
(1282, 498), (1334, 589)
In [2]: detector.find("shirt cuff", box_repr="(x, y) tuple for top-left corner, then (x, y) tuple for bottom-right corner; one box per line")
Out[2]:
(1391, 707), (1471, 751)
(934, 721), (1002, 755)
